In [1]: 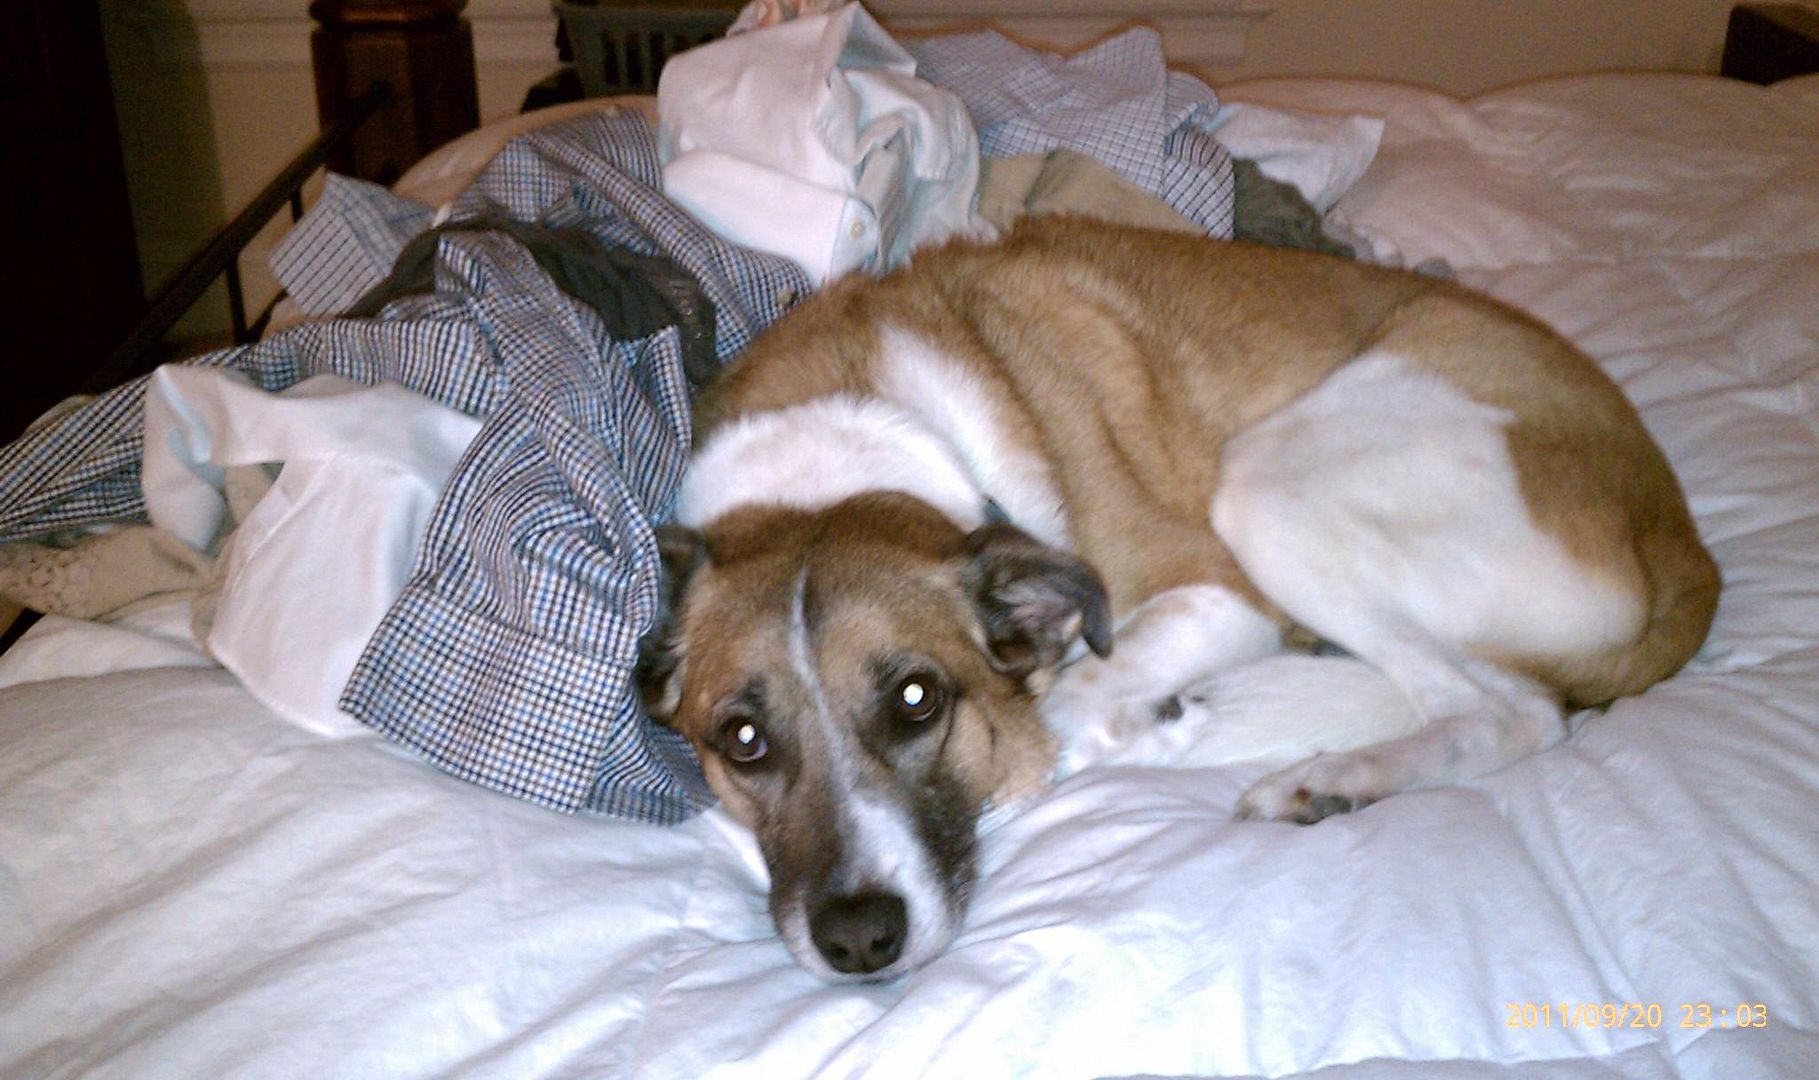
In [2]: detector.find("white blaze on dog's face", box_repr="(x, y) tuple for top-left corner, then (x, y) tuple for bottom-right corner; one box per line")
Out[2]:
(639, 493), (1111, 981)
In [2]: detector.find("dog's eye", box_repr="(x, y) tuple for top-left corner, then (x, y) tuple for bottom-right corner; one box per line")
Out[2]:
(722, 717), (768, 764)
(891, 673), (943, 723)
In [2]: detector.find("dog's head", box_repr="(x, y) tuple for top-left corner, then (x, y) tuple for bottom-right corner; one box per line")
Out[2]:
(639, 492), (1110, 981)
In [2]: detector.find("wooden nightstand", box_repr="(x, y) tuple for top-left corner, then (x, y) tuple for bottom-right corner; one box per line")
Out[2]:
(1722, 4), (1819, 83)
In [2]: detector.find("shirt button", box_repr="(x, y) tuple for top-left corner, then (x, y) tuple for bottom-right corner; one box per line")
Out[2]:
(849, 220), (866, 240)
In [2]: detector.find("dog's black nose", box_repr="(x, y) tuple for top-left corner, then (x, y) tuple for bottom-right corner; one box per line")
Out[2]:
(810, 891), (907, 975)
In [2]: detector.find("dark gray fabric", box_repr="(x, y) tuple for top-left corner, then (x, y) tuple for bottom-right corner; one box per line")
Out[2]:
(351, 215), (721, 390)
(1231, 158), (1355, 259)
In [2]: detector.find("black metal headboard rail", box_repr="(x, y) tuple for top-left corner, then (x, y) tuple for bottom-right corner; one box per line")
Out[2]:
(82, 82), (392, 396)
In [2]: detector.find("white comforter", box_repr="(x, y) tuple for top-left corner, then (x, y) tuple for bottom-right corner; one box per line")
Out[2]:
(4, 74), (1817, 1079)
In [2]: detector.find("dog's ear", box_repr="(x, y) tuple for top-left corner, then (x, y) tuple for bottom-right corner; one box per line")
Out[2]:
(962, 522), (1112, 681)
(638, 524), (708, 724)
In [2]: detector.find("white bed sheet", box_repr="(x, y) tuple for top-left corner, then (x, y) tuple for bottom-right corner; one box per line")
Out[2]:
(4, 73), (1818, 1079)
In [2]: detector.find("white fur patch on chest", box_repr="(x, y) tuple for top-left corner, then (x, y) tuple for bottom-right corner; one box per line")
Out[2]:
(678, 327), (1073, 545)
(874, 326), (1071, 548)
(676, 394), (988, 530)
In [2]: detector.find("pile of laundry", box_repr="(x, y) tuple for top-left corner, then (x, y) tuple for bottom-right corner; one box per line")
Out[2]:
(0, 1), (1375, 825)
(658, 0), (1248, 283)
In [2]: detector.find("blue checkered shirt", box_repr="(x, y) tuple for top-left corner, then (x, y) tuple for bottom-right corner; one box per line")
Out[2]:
(0, 110), (808, 822)
(909, 26), (1236, 238)
(0, 37), (1236, 823)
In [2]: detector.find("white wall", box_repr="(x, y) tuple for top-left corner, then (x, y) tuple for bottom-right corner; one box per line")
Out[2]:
(870, 0), (1743, 93)
(101, 0), (562, 346)
(1220, 0), (1742, 95)
(102, 0), (1757, 345)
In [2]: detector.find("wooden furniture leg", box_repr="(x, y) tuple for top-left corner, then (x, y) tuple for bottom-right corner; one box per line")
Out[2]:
(310, 0), (482, 186)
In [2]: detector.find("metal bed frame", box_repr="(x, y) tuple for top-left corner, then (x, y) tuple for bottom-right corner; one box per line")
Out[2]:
(0, 1), (480, 652)
(82, 0), (485, 395)
(82, 83), (393, 396)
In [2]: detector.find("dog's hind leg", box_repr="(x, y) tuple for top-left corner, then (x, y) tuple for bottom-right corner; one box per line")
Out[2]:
(1229, 631), (1566, 822)
(1211, 351), (1648, 822)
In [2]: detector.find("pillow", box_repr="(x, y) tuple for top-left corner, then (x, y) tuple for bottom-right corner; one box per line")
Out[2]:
(1324, 151), (1585, 270)
(392, 98), (659, 211)
(1212, 78), (1581, 270)
(1205, 101), (1384, 213)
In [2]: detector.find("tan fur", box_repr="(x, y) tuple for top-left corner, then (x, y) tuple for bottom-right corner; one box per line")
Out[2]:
(657, 217), (1721, 976)
(699, 217), (1716, 707)
(1353, 288), (1720, 704)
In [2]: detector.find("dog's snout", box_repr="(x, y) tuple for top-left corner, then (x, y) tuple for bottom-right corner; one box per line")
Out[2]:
(810, 891), (907, 975)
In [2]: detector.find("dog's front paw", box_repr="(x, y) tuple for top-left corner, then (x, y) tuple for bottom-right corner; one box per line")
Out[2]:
(1044, 663), (1186, 776)
(1235, 753), (1387, 824)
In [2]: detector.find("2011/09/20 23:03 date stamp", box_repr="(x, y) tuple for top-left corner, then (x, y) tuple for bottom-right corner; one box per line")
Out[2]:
(1506, 1002), (1770, 1030)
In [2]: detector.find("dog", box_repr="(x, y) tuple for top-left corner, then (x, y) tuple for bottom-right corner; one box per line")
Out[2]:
(637, 217), (1719, 982)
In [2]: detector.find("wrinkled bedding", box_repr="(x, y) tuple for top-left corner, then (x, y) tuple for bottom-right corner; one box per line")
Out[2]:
(3, 73), (1817, 1078)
